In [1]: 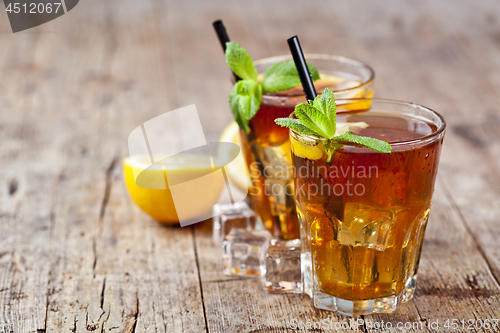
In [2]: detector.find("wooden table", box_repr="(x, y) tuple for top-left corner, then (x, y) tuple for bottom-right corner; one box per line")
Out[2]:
(1, 0), (500, 332)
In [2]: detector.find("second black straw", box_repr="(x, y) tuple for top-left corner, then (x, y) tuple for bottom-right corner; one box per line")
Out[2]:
(287, 36), (317, 102)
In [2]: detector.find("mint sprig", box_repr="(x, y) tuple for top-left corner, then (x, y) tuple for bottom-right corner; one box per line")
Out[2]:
(225, 41), (320, 133)
(275, 87), (391, 158)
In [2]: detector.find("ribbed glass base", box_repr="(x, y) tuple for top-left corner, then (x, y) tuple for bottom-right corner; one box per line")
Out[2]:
(313, 275), (417, 316)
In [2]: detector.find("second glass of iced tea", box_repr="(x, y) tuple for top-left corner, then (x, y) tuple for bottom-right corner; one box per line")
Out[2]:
(241, 55), (375, 240)
(290, 99), (445, 315)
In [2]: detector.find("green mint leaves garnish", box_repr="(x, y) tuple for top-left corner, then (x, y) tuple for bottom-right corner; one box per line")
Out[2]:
(295, 101), (336, 139)
(261, 61), (320, 93)
(225, 41), (320, 133)
(275, 88), (338, 139)
(275, 87), (392, 157)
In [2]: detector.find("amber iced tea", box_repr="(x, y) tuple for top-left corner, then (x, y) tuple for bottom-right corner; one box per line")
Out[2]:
(241, 98), (299, 239)
(241, 56), (375, 240)
(291, 100), (445, 315)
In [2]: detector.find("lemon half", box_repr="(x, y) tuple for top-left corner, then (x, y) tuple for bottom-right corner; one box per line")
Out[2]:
(123, 155), (224, 224)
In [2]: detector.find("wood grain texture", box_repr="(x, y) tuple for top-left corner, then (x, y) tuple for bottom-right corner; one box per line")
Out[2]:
(0, 0), (499, 332)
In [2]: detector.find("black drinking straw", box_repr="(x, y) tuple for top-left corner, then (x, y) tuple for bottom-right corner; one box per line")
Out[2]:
(213, 20), (230, 52)
(213, 20), (241, 81)
(287, 36), (317, 101)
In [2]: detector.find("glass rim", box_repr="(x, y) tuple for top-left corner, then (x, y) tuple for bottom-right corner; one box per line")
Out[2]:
(289, 98), (446, 148)
(254, 54), (375, 97)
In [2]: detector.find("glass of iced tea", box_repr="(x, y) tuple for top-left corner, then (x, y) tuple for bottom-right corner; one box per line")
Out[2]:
(241, 55), (375, 240)
(290, 99), (445, 315)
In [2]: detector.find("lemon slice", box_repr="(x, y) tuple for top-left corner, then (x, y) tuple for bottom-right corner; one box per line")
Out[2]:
(291, 137), (323, 160)
(219, 121), (250, 190)
(291, 122), (369, 160)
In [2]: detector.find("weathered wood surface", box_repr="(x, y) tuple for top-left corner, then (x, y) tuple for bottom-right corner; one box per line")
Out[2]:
(1, 0), (499, 332)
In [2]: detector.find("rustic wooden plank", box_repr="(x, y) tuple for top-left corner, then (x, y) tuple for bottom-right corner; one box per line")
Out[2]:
(43, 0), (207, 332)
(95, 167), (206, 333)
(101, 1), (207, 331)
(36, 2), (123, 331)
(0, 0), (207, 332)
(0, 28), (64, 332)
(421, 0), (500, 285)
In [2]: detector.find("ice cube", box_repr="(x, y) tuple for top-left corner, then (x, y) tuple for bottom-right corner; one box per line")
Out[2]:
(222, 228), (271, 276)
(265, 239), (302, 293)
(260, 145), (291, 170)
(250, 144), (294, 180)
(212, 202), (258, 246)
(264, 178), (291, 216)
(334, 122), (369, 136)
(339, 203), (397, 251)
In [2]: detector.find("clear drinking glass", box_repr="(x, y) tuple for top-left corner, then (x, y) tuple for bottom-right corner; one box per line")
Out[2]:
(290, 99), (445, 315)
(241, 55), (375, 240)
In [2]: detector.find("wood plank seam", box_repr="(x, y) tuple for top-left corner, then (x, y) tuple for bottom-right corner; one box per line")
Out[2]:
(439, 176), (500, 288)
(192, 227), (210, 333)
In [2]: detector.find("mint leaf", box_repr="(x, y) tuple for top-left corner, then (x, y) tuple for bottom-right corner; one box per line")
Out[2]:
(261, 61), (320, 93)
(274, 118), (319, 136)
(295, 103), (335, 139)
(225, 42), (258, 81)
(229, 80), (262, 133)
(333, 132), (391, 153)
(311, 87), (336, 134)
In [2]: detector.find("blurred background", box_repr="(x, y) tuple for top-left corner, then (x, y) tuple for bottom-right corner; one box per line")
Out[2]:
(2, 0), (499, 145)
